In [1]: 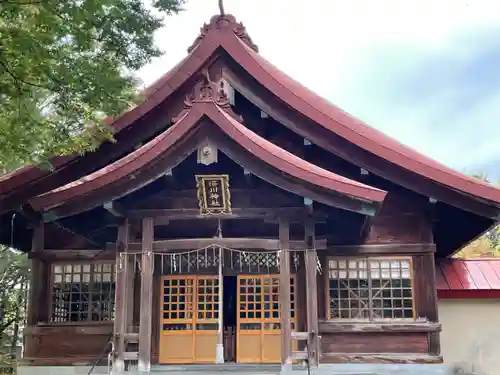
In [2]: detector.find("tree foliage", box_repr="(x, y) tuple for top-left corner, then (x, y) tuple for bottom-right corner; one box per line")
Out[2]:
(455, 175), (500, 258)
(0, 246), (28, 364)
(0, 0), (186, 171)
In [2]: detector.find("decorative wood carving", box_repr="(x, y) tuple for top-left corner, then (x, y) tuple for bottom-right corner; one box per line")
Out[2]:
(172, 71), (243, 124)
(188, 14), (258, 54)
(197, 139), (218, 166)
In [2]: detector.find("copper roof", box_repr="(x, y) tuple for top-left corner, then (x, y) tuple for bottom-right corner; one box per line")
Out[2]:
(436, 259), (500, 298)
(30, 98), (386, 216)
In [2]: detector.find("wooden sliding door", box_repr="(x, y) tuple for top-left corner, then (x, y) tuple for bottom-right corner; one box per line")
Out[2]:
(236, 275), (296, 363)
(159, 275), (219, 364)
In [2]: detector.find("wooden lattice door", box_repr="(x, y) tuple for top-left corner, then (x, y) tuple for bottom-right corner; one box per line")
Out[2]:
(159, 275), (219, 364)
(236, 275), (296, 363)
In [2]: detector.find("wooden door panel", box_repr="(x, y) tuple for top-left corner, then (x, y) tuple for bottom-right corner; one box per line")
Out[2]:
(159, 275), (218, 364)
(236, 275), (296, 363)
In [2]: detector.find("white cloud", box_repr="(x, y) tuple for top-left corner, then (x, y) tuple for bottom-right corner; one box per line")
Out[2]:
(139, 0), (500, 87)
(138, 0), (500, 175)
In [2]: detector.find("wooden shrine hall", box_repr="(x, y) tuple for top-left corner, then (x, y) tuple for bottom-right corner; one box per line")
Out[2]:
(1, 11), (500, 375)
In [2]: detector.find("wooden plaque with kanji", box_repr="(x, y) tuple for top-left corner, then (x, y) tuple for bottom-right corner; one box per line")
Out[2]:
(195, 174), (232, 216)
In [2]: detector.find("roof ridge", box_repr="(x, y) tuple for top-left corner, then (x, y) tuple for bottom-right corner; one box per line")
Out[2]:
(188, 14), (258, 54)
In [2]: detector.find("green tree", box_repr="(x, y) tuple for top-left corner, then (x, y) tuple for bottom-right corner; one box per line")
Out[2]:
(0, 0), (186, 171)
(0, 246), (29, 364)
(455, 176), (500, 258)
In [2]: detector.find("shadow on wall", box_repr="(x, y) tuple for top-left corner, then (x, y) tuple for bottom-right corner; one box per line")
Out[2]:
(449, 332), (499, 375)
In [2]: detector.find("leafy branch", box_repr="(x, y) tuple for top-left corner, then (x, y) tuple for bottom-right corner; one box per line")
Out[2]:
(0, 0), (186, 172)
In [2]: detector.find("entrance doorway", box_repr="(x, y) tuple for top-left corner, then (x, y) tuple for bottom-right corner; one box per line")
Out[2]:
(158, 274), (296, 364)
(223, 276), (237, 362)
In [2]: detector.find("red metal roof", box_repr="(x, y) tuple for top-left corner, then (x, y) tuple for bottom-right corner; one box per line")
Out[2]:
(227, 37), (500, 207)
(436, 259), (500, 299)
(30, 98), (387, 217)
(1, 13), (500, 222)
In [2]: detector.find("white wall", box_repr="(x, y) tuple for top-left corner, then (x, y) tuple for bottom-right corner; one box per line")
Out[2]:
(439, 299), (500, 375)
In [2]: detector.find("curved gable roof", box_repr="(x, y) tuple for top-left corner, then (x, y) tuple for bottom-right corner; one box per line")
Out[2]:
(227, 37), (500, 207)
(31, 99), (385, 219)
(2, 13), (500, 220)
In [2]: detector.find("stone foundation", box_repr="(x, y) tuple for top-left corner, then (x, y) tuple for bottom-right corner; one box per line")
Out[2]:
(17, 363), (452, 375)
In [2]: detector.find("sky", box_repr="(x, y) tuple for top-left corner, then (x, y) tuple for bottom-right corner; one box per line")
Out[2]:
(138, 0), (500, 181)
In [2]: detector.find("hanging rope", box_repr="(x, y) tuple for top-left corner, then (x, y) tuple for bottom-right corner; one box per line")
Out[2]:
(125, 245), (316, 257)
(122, 219), (321, 275)
(216, 218), (222, 239)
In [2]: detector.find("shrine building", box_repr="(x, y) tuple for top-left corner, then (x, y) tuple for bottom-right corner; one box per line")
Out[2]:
(1, 11), (500, 375)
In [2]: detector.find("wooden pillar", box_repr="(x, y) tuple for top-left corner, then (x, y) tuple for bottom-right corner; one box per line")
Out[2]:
(27, 219), (44, 326)
(113, 219), (129, 375)
(296, 252), (307, 351)
(422, 252), (440, 356)
(125, 255), (135, 331)
(317, 251), (328, 320)
(138, 218), (154, 375)
(216, 245), (224, 363)
(305, 218), (319, 367)
(278, 217), (292, 365)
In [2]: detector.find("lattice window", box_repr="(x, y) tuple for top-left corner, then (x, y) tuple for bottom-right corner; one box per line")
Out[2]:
(195, 277), (219, 330)
(328, 257), (414, 320)
(238, 275), (295, 330)
(161, 276), (219, 331)
(51, 263), (115, 322)
(231, 252), (280, 273)
(162, 278), (195, 322)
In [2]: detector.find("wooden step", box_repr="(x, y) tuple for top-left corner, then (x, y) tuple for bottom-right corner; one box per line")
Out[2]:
(290, 351), (308, 360)
(291, 331), (309, 340)
(124, 352), (138, 360)
(116, 332), (139, 342)
(124, 332), (139, 342)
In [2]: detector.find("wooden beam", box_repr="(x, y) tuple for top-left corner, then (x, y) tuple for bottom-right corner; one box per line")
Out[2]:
(320, 353), (443, 364)
(112, 219), (129, 375)
(125, 255), (135, 331)
(31, 249), (114, 261)
(318, 320), (441, 333)
(421, 252), (440, 356)
(139, 188), (299, 208)
(278, 217), (292, 365)
(106, 237), (327, 252)
(359, 216), (373, 240)
(317, 251), (328, 320)
(326, 243), (435, 256)
(27, 219), (44, 326)
(305, 217), (320, 367)
(103, 201), (125, 217)
(138, 218), (154, 374)
(295, 252), (307, 352)
(126, 207), (327, 223)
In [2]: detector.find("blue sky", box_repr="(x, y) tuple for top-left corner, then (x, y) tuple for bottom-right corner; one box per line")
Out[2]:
(139, 0), (500, 181)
